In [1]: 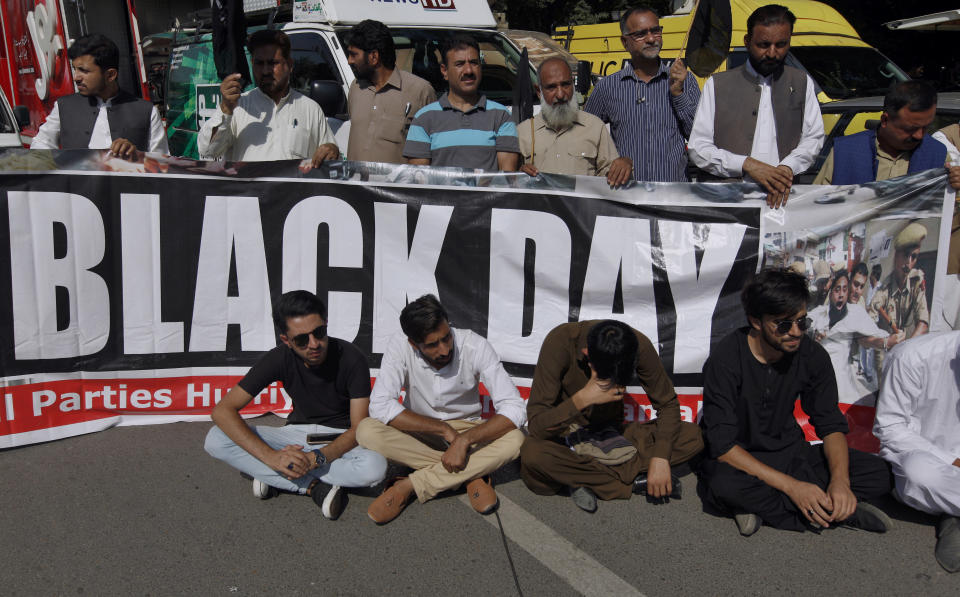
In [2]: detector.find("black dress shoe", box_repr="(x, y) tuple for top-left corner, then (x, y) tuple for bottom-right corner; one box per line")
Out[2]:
(632, 472), (682, 499)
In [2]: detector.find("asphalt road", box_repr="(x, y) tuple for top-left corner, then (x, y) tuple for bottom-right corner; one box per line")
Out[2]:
(1, 416), (957, 596)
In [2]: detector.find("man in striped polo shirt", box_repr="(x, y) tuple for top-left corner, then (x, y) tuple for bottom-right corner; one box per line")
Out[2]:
(403, 36), (520, 172)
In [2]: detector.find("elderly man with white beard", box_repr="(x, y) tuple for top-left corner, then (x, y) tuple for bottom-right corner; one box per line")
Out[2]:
(519, 58), (633, 186)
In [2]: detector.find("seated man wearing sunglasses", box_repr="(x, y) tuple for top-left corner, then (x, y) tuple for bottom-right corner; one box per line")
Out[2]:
(204, 291), (387, 519)
(698, 268), (892, 536)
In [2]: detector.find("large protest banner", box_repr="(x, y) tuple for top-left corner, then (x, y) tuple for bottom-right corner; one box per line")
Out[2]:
(0, 150), (954, 449)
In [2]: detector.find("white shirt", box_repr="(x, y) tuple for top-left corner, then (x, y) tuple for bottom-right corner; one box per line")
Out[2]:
(932, 128), (960, 165)
(809, 302), (888, 401)
(874, 331), (960, 466)
(30, 97), (169, 153)
(688, 61), (824, 179)
(197, 87), (336, 161)
(369, 327), (526, 430)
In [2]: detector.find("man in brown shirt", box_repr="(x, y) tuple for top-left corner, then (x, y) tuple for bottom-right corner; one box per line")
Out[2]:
(345, 20), (435, 164)
(520, 320), (703, 512)
(519, 58), (632, 185)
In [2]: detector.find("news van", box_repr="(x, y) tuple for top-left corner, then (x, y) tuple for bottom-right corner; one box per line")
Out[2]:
(554, 0), (909, 106)
(0, 0), (152, 142)
(165, 0), (565, 159)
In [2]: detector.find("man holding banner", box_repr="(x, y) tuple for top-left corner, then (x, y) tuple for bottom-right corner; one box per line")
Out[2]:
(204, 291), (386, 520)
(198, 29), (340, 166)
(520, 320), (703, 513)
(518, 58), (632, 185)
(688, 4), (824, 208)
(583, 7), (700, 182)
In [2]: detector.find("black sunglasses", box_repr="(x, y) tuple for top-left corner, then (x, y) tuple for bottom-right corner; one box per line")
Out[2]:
(289, 325), (327, 348)
(772, 316), (811, 335)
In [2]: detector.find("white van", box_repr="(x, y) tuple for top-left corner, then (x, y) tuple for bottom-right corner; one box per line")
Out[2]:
(165, 0), (566, 158)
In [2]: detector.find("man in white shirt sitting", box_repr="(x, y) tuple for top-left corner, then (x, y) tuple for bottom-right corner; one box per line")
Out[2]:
(198, 29), (338, 165)
(357, 294), (526, 524)
(30, 34), (168, 156)
(687, 4), (823, 208)
(874, 331), (960, 573)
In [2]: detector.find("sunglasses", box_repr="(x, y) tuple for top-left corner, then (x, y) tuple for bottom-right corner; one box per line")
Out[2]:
(772, 316), (811, 335)
(288, 325), (327, 348)
(624, 26), (664, 40)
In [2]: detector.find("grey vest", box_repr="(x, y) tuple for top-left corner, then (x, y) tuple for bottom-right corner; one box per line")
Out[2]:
(712, 64), (807, 162)
(57, 90), (153, 150)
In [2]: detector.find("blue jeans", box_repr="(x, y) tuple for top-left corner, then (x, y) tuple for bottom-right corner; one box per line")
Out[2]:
(204, 423), (387, 493)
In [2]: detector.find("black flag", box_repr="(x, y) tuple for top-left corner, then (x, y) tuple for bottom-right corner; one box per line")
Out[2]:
(685, 0), (733, 78)
(211, 0), (251, 87)
(512, 47), (534, 124)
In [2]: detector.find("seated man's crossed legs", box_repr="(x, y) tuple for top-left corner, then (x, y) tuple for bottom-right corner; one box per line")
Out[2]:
(520, 420), (703, 506)
(357, 417), (524, 521)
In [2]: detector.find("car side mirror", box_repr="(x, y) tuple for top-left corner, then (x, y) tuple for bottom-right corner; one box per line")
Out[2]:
(13, 105), (30, 129)
(308, 80), (347, 120)
(575, 60), (592, 96)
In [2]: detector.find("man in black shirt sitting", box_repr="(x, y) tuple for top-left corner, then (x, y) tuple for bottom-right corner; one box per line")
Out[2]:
(698, 268), (892, 536)
(204, 291), (387, 519)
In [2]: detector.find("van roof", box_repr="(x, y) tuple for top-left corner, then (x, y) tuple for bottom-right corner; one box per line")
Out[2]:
(294, 0), (497, 28)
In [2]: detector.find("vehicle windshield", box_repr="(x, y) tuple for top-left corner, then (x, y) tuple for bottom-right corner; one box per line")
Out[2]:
(788, 46), (908, 100)
(338, 28), (537, 106)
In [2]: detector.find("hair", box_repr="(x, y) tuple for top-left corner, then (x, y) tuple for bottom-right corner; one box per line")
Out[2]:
(272, 290), (327, 335)
(67, 34), (120, 71)
(870, 264), (883, 279)
(851, 262), (869, 279)
(741, 268), (811, 320)
(440, 34), (479, 65)
(345, 19), (397, 70)
(399, 294), (449, 344)
(248, 29), (291, 60)
(619, 7), (659, 34)
(536, 57), (571, 81)
(883, 80), (937, 115)
(831, 269), (850, 287)
(746, 4), (796, 37)
(586, 320), (639, 386)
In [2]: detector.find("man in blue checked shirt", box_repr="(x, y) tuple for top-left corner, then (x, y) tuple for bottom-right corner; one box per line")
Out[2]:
(584, 7), (701, 182)
(402, 35), (520, 172)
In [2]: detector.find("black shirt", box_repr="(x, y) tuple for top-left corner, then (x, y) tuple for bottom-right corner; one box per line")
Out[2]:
(238, 338), (370, 428)
(701, 327), (848, 459)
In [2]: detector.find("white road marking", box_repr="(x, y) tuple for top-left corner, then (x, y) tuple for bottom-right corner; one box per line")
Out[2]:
(460, 494), (645, 597)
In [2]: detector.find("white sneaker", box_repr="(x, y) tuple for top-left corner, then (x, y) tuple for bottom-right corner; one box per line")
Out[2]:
(252, 478), (277, 499)
(311, 482), (344, 520)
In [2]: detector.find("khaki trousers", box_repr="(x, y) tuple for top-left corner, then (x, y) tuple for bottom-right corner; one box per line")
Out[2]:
(356, 417), (524, 502)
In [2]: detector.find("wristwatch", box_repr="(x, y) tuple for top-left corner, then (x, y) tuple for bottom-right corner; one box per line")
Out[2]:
(312, 449), (327, 467)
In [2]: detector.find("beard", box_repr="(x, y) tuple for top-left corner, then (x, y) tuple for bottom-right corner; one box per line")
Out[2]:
(540, 99), (578, 131)
(749, 54), (785, 77)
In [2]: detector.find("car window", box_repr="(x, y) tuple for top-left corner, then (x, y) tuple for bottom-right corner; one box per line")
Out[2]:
(788, 47), (908, 100)
(339, 28), (537, 106)
(289, 31), (343, 94)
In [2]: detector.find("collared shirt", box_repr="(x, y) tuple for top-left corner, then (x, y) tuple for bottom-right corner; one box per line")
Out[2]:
(197, 87), (336, 162)
(814, 138), (923, 185)
(346, 68), (435, 164)
(30, 96), (169, 153)
(517, 110), (619, 177)
(689, 61), (824, 179)
(369, 327), (526, 430)
(403, 92), (519, 171)
(874, 331), (960, 467)
(869, 271), (930, 337)
(583, 60), (699, 182)
(525, 321), (681, 461)
(701, 328), (848, 459)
